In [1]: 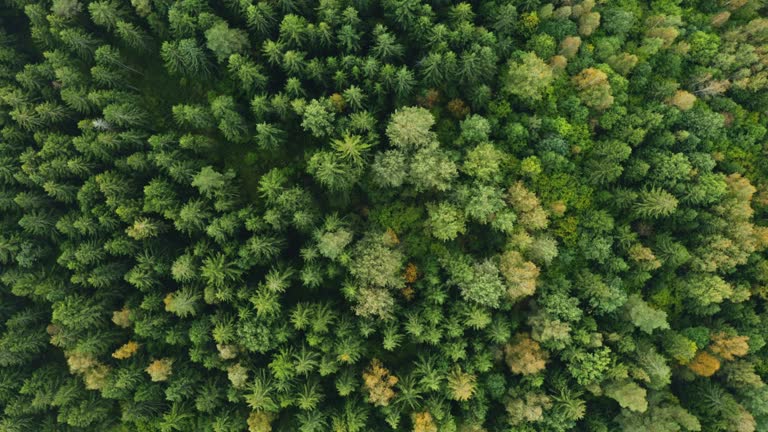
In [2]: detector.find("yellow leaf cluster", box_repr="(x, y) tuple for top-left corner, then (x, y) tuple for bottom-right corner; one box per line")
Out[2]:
(247, 411), (273, 432)
(112, 341), (139, 360)
(111, 307), (132, 328)
(710, 333), (750, 361)
(412, 411), (438, 432)
(504, 333), (548, 375)
(499, 250), (539, 301)
(362, 358), (398, 406)
(688, 351), (721, 377)
(669, 90), (697, 111)
(146, 358), (174, 382)
(66, 351), (110, 390)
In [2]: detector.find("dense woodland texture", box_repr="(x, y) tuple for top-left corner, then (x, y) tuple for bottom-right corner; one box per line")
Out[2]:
(1, 0), (768, 431)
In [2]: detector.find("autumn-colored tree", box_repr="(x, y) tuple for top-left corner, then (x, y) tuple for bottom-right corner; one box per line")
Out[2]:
(146, 358), (174, 382)
(447, 98), (469, 118)
(579, 12), (601, 36)
(112, 341), (139, 359)
(504, 333), (548, 375)
(2, 2), (768, 431)
(628, 244), (661, 270)
(247, 411), (273, 432)
(499, 250), (539, 301)
(363, 359), (398, 406)
(217, 343), (238, 360)
(403, 263), (418, 284)
(111, 308), (131, 328)
(412, 411), (438, 432)
(507, 181), (549, 230)
(669, 90), (697, 111)
(710, 333), (750, 361)
(83, 364), (110, 390)
(560, 36), (582, 59)
(608, 52), (639, 75)
(688, 351), (721, 377)
(646, 26), (680, 47)
(572, 68), (614, 110)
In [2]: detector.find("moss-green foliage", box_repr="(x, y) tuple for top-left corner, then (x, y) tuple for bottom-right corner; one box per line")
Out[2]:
(1, 1), (768, 431)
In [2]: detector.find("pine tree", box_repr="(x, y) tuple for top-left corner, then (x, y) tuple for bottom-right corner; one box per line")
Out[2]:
(161, 38), (210, 78)
(633, 188), (679, 219)
(89, 1), (128, 30)
(115, 21), (151, 52)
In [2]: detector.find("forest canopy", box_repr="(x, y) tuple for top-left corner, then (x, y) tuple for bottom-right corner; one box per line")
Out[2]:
(1, 0), (768, 431)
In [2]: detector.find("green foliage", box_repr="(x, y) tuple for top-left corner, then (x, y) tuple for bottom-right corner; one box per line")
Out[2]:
(347, 233), (404, 289)
(161, 38), (210, 78)
(633, 188), (679, 219)
(427, 202), (466, 241)
(605, 380), (648, 413)
(625, 295), (670, 334)
(205, 21), (250, 62)
(452, 258), (506, 308)
(567, 347), (612, 386)
(315, 217), (353, 260)
(386, 106), (435, 149)
(307, 150), (362, 192)
(463, 142), (504, 183)
(504, 52), (553, 103)
(0, 1), (767, 431)
(301, 99), (335, 138)
(572, 67), (614, 111)
(409, 147), (458, 192)
(615, 393), (701, 432)
(164, 288), (200, 318)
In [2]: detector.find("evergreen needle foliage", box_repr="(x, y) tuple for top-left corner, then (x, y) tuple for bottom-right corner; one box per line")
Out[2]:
(1, 1), (768, 432)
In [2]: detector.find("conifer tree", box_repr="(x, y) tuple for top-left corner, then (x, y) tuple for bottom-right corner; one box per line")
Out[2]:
(0, 2), (768, 431)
